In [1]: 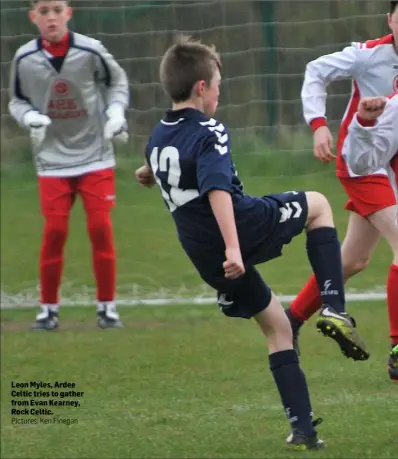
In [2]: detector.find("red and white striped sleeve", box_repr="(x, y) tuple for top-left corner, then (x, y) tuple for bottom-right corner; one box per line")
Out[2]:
(301, 42), (364, 132)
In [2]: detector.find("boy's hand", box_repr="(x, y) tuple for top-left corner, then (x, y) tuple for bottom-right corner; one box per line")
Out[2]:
(135, 164), (156, 187)
(357, 96), (388, 121)
(313, 126), (335, 163)
(223, 247), (245, 279)
(104, 104), (128, 143)
(23, 111), (51, 150)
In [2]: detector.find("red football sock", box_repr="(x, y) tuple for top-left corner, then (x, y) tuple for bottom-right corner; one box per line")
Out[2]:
(87, 210), (116, 302)
(40, 216), (69, 304)
(290, 274), (322, 321)
(387, 264), (398, 346)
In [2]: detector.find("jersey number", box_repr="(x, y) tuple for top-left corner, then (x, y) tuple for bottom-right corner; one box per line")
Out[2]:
(150, 146), (199, 212)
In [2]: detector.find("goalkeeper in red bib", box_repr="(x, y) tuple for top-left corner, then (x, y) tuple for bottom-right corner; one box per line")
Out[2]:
(344, 93), (398, 381)
(8, 0), (129, 330)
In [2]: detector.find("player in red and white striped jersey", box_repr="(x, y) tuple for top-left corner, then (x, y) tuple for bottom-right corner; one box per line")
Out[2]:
(344, 93), (398, 380)
(285, 1), (398, 376)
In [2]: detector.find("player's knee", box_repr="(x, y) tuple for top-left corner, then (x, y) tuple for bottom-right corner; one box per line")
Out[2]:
(305, 191), (331, 216)
(43, 216), (68, 248)
(343, 257), (370, 277)
(385, 228), (398, 263)
(87, 211), (113, 249)
(262, 310), (292, 339)
(267, 319), (293, 351)
(253, 295), (293, 352)
(305, 191), (334, 229)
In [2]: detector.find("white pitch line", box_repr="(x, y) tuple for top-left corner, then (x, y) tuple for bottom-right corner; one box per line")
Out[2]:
(0, 292), (386, 309)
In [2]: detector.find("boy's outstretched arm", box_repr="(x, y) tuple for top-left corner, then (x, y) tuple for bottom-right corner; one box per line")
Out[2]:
(208, 190), (245, 279)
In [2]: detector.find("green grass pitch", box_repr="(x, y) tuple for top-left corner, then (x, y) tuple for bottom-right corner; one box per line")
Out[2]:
(0, 162), (395, 458)
(1, 302), (397, 458)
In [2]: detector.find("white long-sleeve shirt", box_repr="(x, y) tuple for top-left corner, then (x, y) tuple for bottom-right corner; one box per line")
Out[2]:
(9, 32), (129, 177)
(344, 94), (398, 198)
(301, 34), (398, 178)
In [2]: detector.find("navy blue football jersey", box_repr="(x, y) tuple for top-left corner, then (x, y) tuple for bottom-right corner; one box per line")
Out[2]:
(145, 107), (308, 295)
(145, 108), (286, 259)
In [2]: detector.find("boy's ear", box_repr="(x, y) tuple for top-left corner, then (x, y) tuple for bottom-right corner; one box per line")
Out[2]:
(29, 9), (36, 25)
(66, 6), (73, 20)
(193, 80), (206, 97)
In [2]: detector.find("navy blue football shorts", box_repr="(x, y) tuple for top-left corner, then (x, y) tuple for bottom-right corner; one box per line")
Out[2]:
(184, 191), (308, 319)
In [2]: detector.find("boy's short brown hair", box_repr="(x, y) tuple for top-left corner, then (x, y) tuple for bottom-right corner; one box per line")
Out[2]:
(160, 35), (221, 103)
(31, 0), (70, 5)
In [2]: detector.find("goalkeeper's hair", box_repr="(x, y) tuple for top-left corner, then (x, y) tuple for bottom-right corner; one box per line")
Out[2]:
(160, 35), (221, 103)
(391, 1), (398, 13)
(31, 0), (70, 5)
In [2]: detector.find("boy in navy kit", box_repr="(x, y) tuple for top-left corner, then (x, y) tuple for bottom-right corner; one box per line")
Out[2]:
(136, 36), (369, 449)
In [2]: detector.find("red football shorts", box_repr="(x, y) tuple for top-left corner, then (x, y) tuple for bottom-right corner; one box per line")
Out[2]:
(339, 175), (396, 217)
(38, 168), (116, 216)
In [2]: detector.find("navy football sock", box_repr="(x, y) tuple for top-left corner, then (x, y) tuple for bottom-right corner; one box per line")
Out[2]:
(306, 227), (345, 313)
(269, 350), (315, 437)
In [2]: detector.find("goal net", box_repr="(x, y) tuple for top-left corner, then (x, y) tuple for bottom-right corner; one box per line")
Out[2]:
(0, 1), (389, 307)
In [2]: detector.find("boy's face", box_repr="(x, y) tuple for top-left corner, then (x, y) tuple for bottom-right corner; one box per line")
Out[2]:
(388, 8), (398, 47)
(29, 1), (72, 43)
(201, 67), (221, 117)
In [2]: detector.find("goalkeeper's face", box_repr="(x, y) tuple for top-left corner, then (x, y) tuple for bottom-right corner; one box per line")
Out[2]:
(201, 68), (221, 117)
(30, 1), (72, 43)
